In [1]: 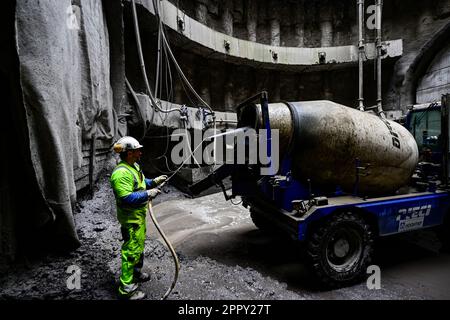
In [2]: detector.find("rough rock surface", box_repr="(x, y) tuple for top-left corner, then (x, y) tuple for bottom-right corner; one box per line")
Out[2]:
(0, 166), (299, 300)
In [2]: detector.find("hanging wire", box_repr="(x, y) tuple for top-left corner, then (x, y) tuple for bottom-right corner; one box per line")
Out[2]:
(131, 0), (181, 114)
(230, 197), (243, 206)
(155, 0), (218, 169)
(125, 77), (147, 141)
(131, 0), (220, 176)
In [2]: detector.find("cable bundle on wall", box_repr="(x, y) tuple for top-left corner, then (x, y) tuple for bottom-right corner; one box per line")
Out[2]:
(131, 0), (180, 114)
(130, 0), (217, 168)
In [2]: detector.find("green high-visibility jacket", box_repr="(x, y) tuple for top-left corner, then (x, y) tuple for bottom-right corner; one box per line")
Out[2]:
(110, 161), (148, 225)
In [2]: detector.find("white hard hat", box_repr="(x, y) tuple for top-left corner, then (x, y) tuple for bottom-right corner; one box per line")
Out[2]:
(113, 136), (143, 153)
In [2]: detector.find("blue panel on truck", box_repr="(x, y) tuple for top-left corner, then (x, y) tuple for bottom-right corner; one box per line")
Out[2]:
(359, 193), (449, 235)
(297, 192), (450, 241)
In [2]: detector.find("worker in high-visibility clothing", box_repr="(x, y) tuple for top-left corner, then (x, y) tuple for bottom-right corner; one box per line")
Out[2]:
(110, 136), (167, 300)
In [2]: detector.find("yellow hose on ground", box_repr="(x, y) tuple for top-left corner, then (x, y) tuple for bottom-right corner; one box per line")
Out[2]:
(148, 201), (180, 300)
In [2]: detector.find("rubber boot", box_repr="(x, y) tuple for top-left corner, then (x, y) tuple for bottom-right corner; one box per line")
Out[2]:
(119, 283), (147, 300)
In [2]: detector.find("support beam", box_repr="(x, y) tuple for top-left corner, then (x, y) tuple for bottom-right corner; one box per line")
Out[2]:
(358, 0), (365, 111)
(376, 0), (385, 117)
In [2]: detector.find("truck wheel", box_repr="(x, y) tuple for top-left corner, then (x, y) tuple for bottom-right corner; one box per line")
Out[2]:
(306, 212), (374, 288)
(250, 209), (274, 234)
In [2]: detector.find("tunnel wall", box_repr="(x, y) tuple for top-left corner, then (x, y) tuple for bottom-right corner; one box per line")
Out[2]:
(0, 0), (124, 257)
(139, 0), (450, 112)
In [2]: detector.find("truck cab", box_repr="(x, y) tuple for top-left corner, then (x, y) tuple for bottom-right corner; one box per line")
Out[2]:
(405, 102), (442, 164)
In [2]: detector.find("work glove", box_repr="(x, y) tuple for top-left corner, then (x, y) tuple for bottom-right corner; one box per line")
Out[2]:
(147, 188), (161, 200)
(153, 175), (168, 186)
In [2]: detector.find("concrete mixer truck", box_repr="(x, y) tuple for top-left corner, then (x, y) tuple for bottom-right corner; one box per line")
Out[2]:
(189, 92), (450, 288)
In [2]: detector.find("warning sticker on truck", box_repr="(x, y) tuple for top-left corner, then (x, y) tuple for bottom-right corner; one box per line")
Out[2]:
(398, 216), (425, 232)
(396, 204), (431, 232)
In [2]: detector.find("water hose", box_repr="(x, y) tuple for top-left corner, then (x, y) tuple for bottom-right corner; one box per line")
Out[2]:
(148, 183), (180, 300)
(145, 125), (238, 298)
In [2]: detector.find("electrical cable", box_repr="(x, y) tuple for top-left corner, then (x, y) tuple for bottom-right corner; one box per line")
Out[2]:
(162, 129), (226, 183)
(182, 123), (202, 168)
(230, 197), (242, 205)
(145, 125), (224, 299)
(146, 130), (176, 173)
(129, 1), (228, 298)
(131, 0), (181, 114)
(160, 30), (213, 114)
(152, 0), (218, 165)
(147, 0), (212, 170)
(125, 78), (147, 141)
(131, 0), (181, 300)
(155, 16), (162, 98)
(154, 0), (217, 125)
(142, 109), (216, 299)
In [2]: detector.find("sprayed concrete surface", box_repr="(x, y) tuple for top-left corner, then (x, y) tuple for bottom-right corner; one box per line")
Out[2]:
(1, 171), (450, 300)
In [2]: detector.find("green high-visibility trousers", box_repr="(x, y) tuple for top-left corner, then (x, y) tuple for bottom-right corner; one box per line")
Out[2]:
(118, 223), (146, 296)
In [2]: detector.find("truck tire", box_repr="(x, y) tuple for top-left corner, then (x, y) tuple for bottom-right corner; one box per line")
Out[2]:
(250, 209), (275, 234)
(306, 211), (374, 288)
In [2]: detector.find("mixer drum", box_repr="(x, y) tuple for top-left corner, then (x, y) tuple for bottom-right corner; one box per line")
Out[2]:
(238, 100), (419, 196)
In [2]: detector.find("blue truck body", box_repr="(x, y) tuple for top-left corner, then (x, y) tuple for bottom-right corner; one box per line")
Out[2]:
(230, 95), (450, 244)
(233, 158), (450, 242)
(190, 93), (450, 286)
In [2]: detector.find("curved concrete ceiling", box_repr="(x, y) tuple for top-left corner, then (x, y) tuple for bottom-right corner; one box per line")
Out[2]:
(135, 0), (403, 71)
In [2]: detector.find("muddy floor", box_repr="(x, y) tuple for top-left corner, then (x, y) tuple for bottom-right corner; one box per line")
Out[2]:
(1, 168), (450, 300)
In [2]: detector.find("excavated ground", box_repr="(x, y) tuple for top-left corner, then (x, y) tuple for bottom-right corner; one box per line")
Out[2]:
(1, 166), (450, 300)
(0, 168), (300, 300)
